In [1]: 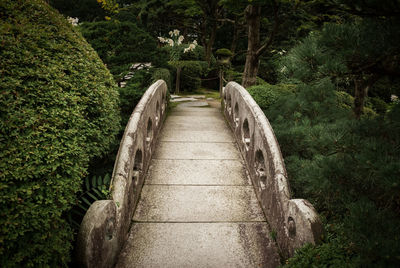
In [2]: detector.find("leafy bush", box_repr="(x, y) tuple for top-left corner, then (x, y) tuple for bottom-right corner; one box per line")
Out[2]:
(216, 48), (233, 57)
(152, 68), (172, 91)
(225, 70), (266, 86)
(0, 0), (120, 266)
(369, 97), (388, 115)
(248, 83), (293, 112)
(118, 82), (147, 123)
(179, 61), (208, 92)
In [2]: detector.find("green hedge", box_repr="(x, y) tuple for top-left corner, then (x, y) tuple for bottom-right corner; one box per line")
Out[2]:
(248, 83), (295, 113)
(152, 68), (172, 91)
(181, 61), (208, 92)
(0, 0), (120, 266)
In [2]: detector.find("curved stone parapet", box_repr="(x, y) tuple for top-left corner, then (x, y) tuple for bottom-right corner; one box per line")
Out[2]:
(222, 81), (322, 258)
(77, 80), (168, 268)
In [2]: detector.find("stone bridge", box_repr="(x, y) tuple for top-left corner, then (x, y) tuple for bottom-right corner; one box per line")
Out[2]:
(76, 80), (322, 267)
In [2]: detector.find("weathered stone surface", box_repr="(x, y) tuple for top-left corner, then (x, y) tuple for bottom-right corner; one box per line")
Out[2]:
(154, 141), (241, 160)
(133, 185), (265, 222)
(223, 81), (322, 258)
(115, 223), (280, 268)
(77, 80), (168, 268)
(76, 200), (118, 268)
(146, 159), (249, 185)
(160, 129), (234, 142)
(179, 101), (209, 107)
(170, 97), (197, 102)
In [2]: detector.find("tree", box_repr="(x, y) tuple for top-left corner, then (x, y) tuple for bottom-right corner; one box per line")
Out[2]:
(242, 0), (280, 88)
(280, 18), (400, 118)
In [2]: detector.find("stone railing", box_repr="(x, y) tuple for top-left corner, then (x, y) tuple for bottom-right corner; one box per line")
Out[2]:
(222, 81), (322, 258)
(76, 80), (168, 268)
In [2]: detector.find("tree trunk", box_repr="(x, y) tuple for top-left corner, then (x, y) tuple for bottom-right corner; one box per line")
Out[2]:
(230, 15), (241, 54)
(242, 5), (261, 88)
(205, 22), (217, 67)
(353, 79), (367, 119)
(353, 75), (380, 119)
(175, 67), (181, 94)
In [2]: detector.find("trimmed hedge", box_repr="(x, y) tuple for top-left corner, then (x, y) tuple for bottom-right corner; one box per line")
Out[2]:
(0, 0), (120, 266)
(248, 83), (295, 113)
(152, 68), (172, 91)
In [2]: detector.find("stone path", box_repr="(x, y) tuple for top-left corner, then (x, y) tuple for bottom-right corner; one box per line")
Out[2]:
(115, 99), (280, 267)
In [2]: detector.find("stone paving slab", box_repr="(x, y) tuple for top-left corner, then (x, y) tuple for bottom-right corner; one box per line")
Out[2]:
(171, 111), (223, 117)
(160, 129), (234, 142)
(153, 141), (241, 160)
(146, 159), (249, 185)
(166, 114), (226, 124)
(162, 122), (230, 133)
(115, 222), (280, 268)
(179, 101), (209, 107)
(170, 97), (197, 102)
(133, 185), (264, 222)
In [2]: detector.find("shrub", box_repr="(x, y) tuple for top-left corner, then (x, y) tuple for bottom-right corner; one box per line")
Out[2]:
(216, 48), (233, 57)
(248, 83), (294, 113)
(264, 80), (400, 266)
(0, 0), (120, 266)
(225, 70), (266, 86)
(369, 97), (388, 114)
(180, 61), (207, 92)
(152, 68), (172, 91)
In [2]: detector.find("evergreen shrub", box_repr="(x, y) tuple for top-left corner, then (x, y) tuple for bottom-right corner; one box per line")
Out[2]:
(0, 0), (120, 266)
(180, 61), (208, 92)
(264, 80), (400, 266)
(151, 68), (171, 91)
(225, 70), (267, 86)
(216, 48), (233, 57)
(248, 83), (293, 112)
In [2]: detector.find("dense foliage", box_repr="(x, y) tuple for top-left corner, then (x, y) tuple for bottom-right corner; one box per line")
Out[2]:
(79, 20), (166, 82)
(0, 0), (120, 266)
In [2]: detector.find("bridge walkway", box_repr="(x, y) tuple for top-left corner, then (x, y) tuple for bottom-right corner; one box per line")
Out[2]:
(115, 98), (280, 267)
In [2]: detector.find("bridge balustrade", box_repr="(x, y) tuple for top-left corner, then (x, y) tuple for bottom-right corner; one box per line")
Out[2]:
(76, 80), (168, 268)
(223, 81), (322, 258)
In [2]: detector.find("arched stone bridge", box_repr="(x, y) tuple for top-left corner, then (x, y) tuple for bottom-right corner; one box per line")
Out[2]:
(77, 80), (322, 268)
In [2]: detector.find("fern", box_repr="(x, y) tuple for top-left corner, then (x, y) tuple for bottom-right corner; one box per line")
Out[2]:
(67, 173), (112, 231)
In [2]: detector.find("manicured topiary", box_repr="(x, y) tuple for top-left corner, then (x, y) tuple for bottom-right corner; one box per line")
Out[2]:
(216, 48), (233, 57)
(0, 0), (120, 266)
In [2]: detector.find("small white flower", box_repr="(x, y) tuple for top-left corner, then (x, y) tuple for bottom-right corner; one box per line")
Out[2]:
(391, 94), (399, 102)
(67, 16), (79, 26)
(173, 29), (180, 36)
(280, 66), (288, 73)
(193, 40), (198, 45)
(189, 43), (195, 50)
(169, 31), (173, 37)
(158, 37), (166, 43)
(168, 39), (174, 46)
(177, 35), (184, 45)
(184, 47), (189, 53)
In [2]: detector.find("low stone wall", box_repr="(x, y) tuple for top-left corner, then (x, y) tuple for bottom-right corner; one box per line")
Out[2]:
(76, 80), (168, 268)
(222, 81), (322, 259)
